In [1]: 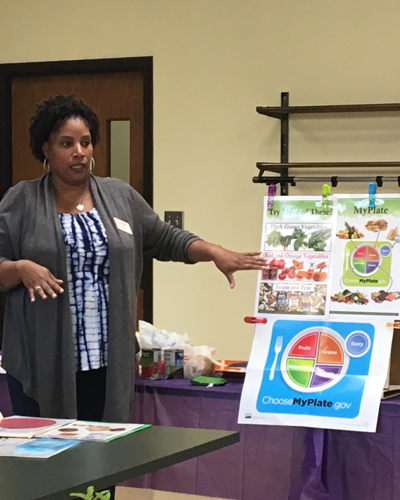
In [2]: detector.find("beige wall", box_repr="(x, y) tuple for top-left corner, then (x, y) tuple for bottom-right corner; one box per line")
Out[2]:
(2, 0), (400, 359)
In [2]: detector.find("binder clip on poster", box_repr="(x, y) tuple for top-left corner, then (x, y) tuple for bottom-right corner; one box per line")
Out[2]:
(267, 184), (277, 209)
(321, 184), (331, 208)
(369, 182), (377, 208)
(244, 316), (267, 324)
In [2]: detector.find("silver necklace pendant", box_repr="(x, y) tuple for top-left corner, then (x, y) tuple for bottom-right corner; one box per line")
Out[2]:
(76, 204), (84, 211)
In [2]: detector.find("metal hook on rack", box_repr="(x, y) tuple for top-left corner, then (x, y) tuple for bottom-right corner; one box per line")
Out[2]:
(331, 176), (338, 188)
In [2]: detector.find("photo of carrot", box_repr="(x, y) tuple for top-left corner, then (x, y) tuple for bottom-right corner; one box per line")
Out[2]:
(296, 271), (309, 280)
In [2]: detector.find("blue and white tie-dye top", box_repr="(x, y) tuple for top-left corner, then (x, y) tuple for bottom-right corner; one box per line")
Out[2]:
(59, 208), (110, 371)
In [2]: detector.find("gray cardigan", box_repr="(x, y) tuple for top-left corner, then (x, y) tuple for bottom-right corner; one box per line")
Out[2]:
(0, 173), (198, 421)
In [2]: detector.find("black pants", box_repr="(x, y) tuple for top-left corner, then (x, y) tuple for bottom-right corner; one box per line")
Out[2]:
(7, 367), (107, 421)
(7, 367), (115, 499)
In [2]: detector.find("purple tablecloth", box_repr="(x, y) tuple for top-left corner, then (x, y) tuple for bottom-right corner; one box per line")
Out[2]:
(125, 378), (400, 500)
(2, 375), (400, 499)
(124, 378), (308, 500)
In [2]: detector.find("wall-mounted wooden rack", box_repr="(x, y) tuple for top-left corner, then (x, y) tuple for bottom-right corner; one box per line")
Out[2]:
(254, 92), (400, 194)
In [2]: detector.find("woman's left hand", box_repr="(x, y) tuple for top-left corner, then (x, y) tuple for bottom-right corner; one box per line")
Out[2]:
(187, 240), (266, 289)
(211, 247), (266, 289)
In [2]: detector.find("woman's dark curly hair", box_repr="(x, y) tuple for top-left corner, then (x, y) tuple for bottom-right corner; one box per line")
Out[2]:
(29, 94), (100, 162)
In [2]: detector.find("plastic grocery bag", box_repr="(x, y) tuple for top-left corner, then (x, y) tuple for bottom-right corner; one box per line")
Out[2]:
(137, 321), (216, 379)
(184, 354), (215, 379)
(137, 320), (191, 351)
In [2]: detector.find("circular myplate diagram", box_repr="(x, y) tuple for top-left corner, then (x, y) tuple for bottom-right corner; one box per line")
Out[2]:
(280, 326), (350, 393)
(350, 244), (381, 276)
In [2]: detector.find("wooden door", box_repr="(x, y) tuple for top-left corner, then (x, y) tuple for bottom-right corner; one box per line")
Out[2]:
(12, 72), (144, 190)
(10, 71), (147, 324)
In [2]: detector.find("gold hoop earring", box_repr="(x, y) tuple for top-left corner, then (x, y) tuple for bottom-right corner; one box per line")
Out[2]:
(90, 157), (95, 173)
(43, 158), (50, 173)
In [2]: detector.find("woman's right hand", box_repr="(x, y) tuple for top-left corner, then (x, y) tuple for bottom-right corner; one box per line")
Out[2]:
(16, 260), (64, 302)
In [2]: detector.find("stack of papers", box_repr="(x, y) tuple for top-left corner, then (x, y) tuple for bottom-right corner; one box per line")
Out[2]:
(0, 416), (73, 438)
(0, 437), (79, 458)
(41, 421), (150, 442)
(0, 415), (150, 458)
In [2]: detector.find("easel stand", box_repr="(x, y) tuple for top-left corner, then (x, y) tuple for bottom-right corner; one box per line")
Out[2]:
(254, 92), (400, 399)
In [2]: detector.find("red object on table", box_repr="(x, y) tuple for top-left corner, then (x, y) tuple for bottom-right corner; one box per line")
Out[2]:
(0, 417), (57, 429)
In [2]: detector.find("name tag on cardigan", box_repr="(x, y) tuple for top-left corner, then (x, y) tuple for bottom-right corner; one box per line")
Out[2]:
(114, 217), (133, 235)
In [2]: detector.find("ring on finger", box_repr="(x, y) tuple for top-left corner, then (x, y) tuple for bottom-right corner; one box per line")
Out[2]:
(34, 285), (42, 290)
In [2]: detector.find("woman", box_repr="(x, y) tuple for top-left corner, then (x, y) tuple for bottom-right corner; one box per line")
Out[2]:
(0, 94), (265, 498)
(0, 95), (265, 417)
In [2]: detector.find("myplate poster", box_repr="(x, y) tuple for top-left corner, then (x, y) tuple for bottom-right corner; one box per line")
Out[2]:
(331, 194), (400, 316)
(240, 194), (396, 432)
(238, 316), (393, 432)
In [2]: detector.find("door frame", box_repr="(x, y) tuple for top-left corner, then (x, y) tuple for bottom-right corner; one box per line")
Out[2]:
(0, 56), (154, 323)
